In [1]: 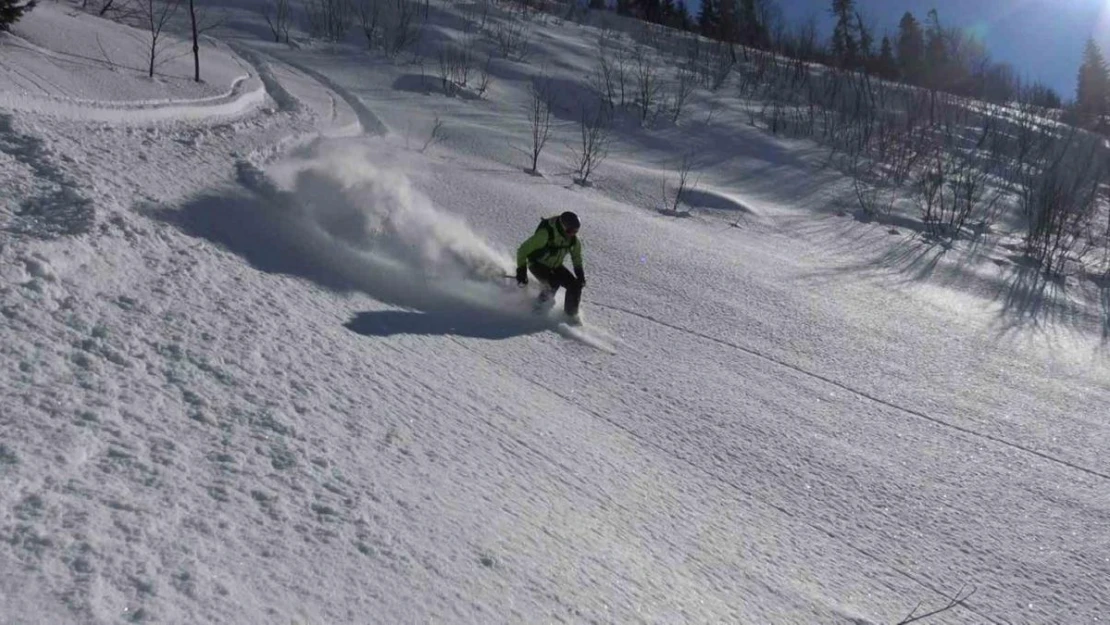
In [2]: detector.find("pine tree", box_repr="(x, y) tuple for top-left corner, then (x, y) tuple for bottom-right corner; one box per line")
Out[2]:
(636, 0), (662, 23)
(588, 0), (606, 10)
(698, 0), (719, 39)
(878, 35), (897, 79)
(855, 12), (873, 63)
(924, 9), (947, 88)
(896, 12), (924, 83)
(830, 0), (857, 68)
(738, 0), (765, 49)
(675, 0), (692, 31)
(1077, 38), (1110, 129)
(0, 0), (36, 32)
(661, 0), (676, 26)
(718, 0), (735, 44)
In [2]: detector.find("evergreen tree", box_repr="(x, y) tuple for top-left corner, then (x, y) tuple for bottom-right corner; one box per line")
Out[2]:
(1029, 82), (1062, 110)
(855, 12), (873, 64)
(878, 35), (898, 79)
(616, 0), (632, 16)
(675, 0), (692, 30)
(924, 8), (947, 87)
(1076, 38), (1110, 128)
(896, 12), (924, 83)
(0, 0), (36, 32)
(718, 0), (735, 44)
(588, 0), (606, 10)
(637, 0), (662, 23)
(661, 0), (676, 25)
(830, 0), (857, 68)
(698, 0), (719, 39)
(738, 0), (765, 49)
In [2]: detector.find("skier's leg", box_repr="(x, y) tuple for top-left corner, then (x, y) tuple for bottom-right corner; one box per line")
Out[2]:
(549, 266), (582, 316)
(527, 264), (558, 304)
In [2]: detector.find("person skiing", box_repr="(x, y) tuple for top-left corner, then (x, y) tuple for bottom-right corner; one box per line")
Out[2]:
(515, 211), (586, 321)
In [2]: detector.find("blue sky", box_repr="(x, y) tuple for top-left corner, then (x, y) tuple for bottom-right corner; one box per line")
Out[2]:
(690, 0), (1110, 99)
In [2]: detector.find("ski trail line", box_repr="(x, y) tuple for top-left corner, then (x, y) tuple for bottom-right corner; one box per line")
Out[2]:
(595, 300), (1110, 483)
(463, 340), (1004, 625)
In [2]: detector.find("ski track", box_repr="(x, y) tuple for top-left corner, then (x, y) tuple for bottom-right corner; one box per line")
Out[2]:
(595, 299), (1110, 483)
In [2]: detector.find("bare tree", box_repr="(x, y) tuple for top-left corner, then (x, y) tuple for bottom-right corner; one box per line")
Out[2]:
(382, 0), (421, 57)
(436, 41), (474, 96)
(490, 17), (530, 61)
(140, 0), (182, 78)
(570, 100), (611, 186)
(302, 0), (351, 42)
(355, 0), (381, 48)
(669, 66), (698, 123)
(1021, 132), (1105, 275)
(633, 44), (660, 124)
(663, 152), (699, 214)
(594, 31), (629, 110)
(525, 75), (554, 174)
(476, 53), (493, 98)
(188, 0), (224, 82)
(263, 0), (292, 43)
(420, 115), (445, 153)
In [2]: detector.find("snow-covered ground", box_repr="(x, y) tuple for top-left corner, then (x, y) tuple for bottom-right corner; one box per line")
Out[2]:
(1, 2), (1108, 624)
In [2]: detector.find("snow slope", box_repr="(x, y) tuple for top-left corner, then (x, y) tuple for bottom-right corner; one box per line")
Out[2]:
(2, 2), (1108, 624)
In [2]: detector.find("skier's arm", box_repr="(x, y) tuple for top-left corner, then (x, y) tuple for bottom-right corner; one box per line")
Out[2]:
(516, 229), (549, 268)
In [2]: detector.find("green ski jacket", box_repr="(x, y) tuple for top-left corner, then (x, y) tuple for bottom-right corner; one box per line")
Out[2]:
(516, 216), (584, 271)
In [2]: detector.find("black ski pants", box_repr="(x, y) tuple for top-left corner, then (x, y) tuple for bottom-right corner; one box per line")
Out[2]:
(528, 263), (583, 315)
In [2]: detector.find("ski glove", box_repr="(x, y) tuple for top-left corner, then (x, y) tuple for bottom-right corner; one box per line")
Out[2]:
(516, 266), (528, 286)
(574, 266), (586, 288)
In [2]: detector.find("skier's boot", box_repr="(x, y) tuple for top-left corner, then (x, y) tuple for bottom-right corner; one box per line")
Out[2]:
(534, 286), (556, 313)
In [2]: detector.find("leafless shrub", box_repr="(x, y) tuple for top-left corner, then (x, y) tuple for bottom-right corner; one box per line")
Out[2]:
(524, 75), (554, 174)
(420, 116), (445, 153)
(669, 66), (698, 124)
(570, 100), (611, 186)
(915, 153), (947, 235)
(382, 0), (421, 57)
(139, 0), (182, 78)
(263, 0), (292, 43)
(593, 33), (630, 111)
(1021, 131), (1106, 275)
(355, 0), (381, 48)
(633, 44), (660, 125)
(490, 17), (529, 61)
(436, 41), (473, 96)
(896, 584), (976, 625)
(941, 150), (1002, 239)
(354, 0), (419, 55)
(663, 152), (699, 214)
(302, 0), (352, 42)
(91, 0), (142, 20)
(476, 53), (493, 98)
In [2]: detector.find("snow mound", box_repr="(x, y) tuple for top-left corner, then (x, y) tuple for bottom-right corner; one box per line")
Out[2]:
(680, 188), (757, 215)
(0, 3), (259, 123)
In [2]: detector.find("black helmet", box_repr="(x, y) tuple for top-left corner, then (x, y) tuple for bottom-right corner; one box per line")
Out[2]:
(559, 211), (580, 233)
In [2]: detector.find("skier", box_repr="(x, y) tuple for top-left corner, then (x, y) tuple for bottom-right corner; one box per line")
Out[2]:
(515, 211), (586, 322)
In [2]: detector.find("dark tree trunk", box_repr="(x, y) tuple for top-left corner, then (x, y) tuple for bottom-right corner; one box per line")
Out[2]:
(190, 0), (200, 82)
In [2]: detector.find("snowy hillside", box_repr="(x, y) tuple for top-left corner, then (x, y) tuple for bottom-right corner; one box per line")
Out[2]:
(1, 2), (1108, 624)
